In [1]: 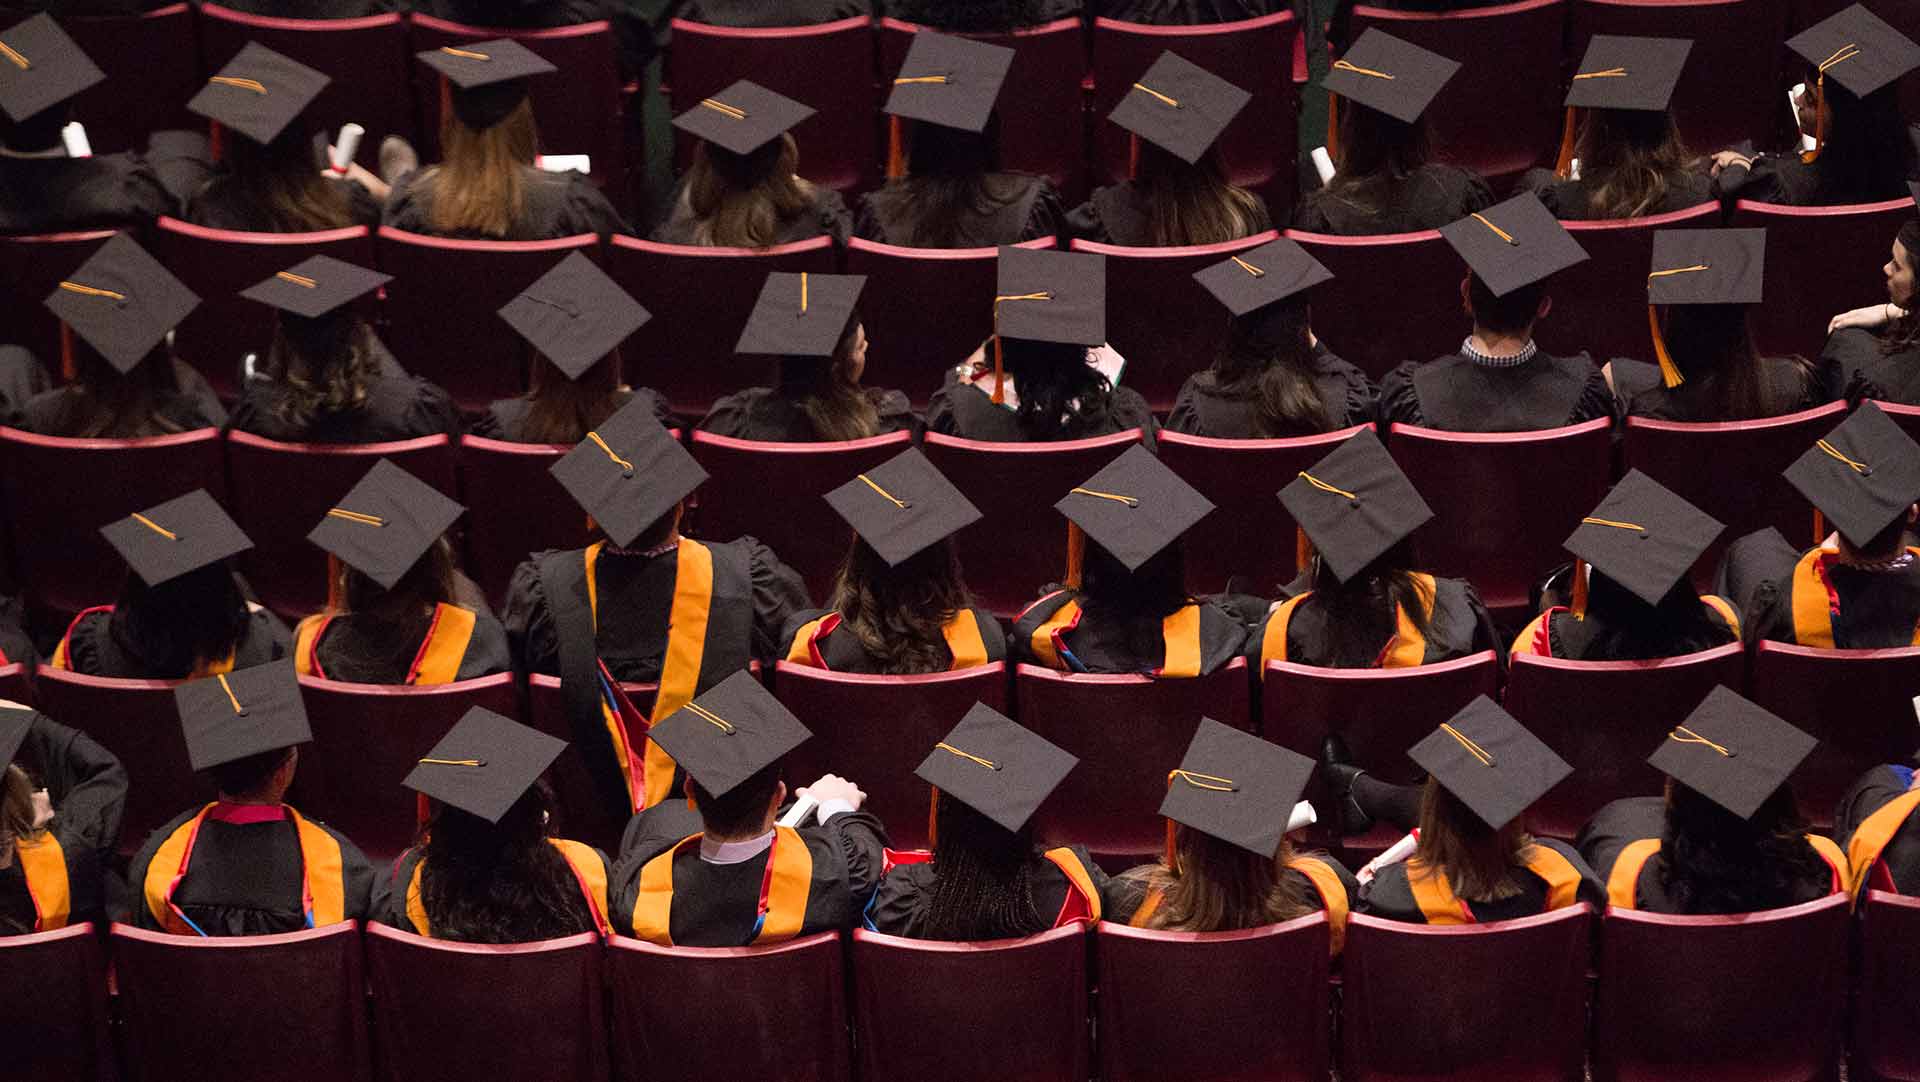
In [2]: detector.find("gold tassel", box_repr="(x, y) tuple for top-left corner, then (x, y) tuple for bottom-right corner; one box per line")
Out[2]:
(927, 786), (940, 850)
(1649, 305), (1684, 388)
(1813, 509), (1826, 546)
(1572, 558), (1588, 617)
(991, 335), (1006, 405)
(1554, 106), (1578, 179)
(1294, 526), (1314, 577)
(1165, 819), (1177, 869)
(58, 322), (74, 382)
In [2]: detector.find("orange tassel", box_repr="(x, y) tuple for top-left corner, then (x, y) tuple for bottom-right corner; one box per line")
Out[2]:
(887, 116), (905, 179)
(1813, 509), (1826, 546)
(927, 786), (940, 850)
(1802, 77), (1825, 164)
(1065, 522), (1086, 589)
(990, 335), (1006, 405)
(440, 75), (452, 134)
(208, 120), (223, 165)
(1325, 92), (1339, 165)
(1649, 305), (1684, 388)
(1294, 526), (1314, 577)
(415, 792), (431, 829)
(1127, 133), (1140, 180)
(1572, 559), (1588, 617)
(58, 322), (74, 382)
(1553, 106), (1578, 179)
(1164, 819), (1177, 868)
(325, 553), (346, 613)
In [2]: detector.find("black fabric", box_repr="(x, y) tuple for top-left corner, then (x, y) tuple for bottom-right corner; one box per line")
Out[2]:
(301, 607), (511, 684)
(1377, 351), (1614, 432)
(124, 805), (380, 935)
(8, 712), (126, 860)
(1835, 764), (1920, 895)
(1576, 795), (1838, 913)
(1095, 0), (1280, 23)
(1612, 355), (1825, 422)
(410, 0), (602, 25)
(1518, 166), (1713, 221)
(678, 0), (870, 24)
(186, 174), (382, 232)
(880, 0), (1081, 30)
(1744, 548), (1920, 648)
(1065, 180), (1271, 247)
(1164, 344), (1375, 438)
(1248, 575), (1498, 667)
(649, 181), (850, 247)
(14, 358), (228, 435)
(1292, 165), (1493, 236)
(372, 840), (610, 936)
(865, 842), (1111, 939)
(1711, 526), (1802, 618)
(383, 166), (630, 240)
(780, 606), (1007, 673)
(1822, 326), (1920, 406)
(0, 346), (52, 419)
(1711, 146), (1917, 208)
(0, 822), (102, 932)
(58, 604), (290, 679)
(1359, 837), (1604, 923)
(1537, 599), (1739, 661)
(924, 368), (1159, 447)
(696, 386), (916, 442)
(227, 338), (460, 444)
(469, 387), (675, 443)
(1105, 853), (1357, 926)
(853, 174), (1062, 249)
(0, 151), (173, 233)
(1011, 591), (1248, 674)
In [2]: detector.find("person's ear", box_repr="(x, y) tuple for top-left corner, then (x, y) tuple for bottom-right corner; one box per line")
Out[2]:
(1536, 294), (1553, 321)
(1459, 275), (1473, 317)
(772, 779), (788, 816)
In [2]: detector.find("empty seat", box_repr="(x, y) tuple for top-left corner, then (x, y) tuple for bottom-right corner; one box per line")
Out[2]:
(457, 435), (588, 611)
(57, 4), (200, 155)
(1855, 889), (1920, 1082)
(527, 673), (657, 853)
(1287, 227), (1463, 380)
(1731, 198), (1916, 361)
(0, 923), (111, 1082)
(1544, 202), (1722, 364)
(1751, 642), (1920, 829)
(0, 229), (114, 374)
(34, 669), (203, 855)
(0, 660), (28, 704)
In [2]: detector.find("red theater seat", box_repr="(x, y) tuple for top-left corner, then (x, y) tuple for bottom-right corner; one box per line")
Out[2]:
(1732, 198), (1915, 361)
(1879, 400), (1920, 445)
(1546, 201), (1722, 364)
(0, 923), (111, 1082)
(35, 669), (202, 856)
(56, 4), (199, 154)
(0, 229), (114, 375)
(1751, 642), (1920, 829)
(527, 673), (657, 853)
(1287, 227), (1462, 380)
(457, 435), (586, 611)
(1855, 890), (1920, 1082)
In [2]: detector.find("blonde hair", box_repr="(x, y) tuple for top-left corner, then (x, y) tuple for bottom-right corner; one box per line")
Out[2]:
(683, 134), (818, 248)
(0, 764), (35, 868)
(425, 97), (540, 239)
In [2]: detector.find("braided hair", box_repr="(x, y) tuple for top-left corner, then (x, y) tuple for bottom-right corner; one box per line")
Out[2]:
(923, 791), (1046, 941)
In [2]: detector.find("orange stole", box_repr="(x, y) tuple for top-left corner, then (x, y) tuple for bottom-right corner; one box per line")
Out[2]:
(144, 804), (346, 935)
(294, 602), (477, 684)
(1128, 855), (1350, 954)
(1407, 844), (1583, 925)
(1791, 546), (1920, 649)
(15, 831), (71, 931)
(1608, 835), (1848, 910)
(627, 826), (814, 946)
(1262, 573), (1437, 669)
(406, 838), (611, 937)
(785, 610), (990, 670)
(1027, 597), (1203, 676)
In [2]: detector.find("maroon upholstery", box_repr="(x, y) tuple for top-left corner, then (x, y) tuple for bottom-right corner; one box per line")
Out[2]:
(1879, 400), (1920, 445)
(1592, 894), (1849, 1082)
(56, 4), (199, 154)
(921, 429), (1143, 616)
(1751, 642), (1920, 829)
(0, 660), (28, 704)
(154, 217), (377, 400)
(775, 661), (1011, 851)
(1070, 232), (1278, 412)
(113, 921), (369, 1082)
(527, 673), (657, 853)
(1342, 906), (1592, 1082)
(375, 228), (599, 412)
(34, 669), (202, 855)
(879, 18), (1089, 200)
(1388, 418), (1613, 621)
(1017, 659), (1250, 859)
(667, 17), (876, 193)
(0, 229), (114, 376)
(457, 435), (584, 611)
(1158, 425), (1370, 596)
(1090, 12), (1301, 207)
(850, 925), (1090, 1082)
(294, 673), (519, 863)
(686, 429), (913, 601)
(1286, 227), (1463, 380)
(607, 931), (850, 1082)
(1731, 198), (1915, 360)
(224, 431), (458, 621)
(604, 234), (838, 417)
(1095, 914), (1332, 1082)
(1854, 890), (1920, 1082)
(1505, 645), (1747, 838)
(1546, 202), (1722, 364)
(364, 925), (608, 1082)
(0, 923), (111, 1082)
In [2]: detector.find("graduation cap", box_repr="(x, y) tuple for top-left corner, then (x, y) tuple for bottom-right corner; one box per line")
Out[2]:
(1565, 469), (1723, 610)
(1108, 50), (1251, 166)
(735, 271), (865, 357)
(1408, 695), (1571, 831)
(987, 245), (1106, 404)
(416, 39), (556, 130)
(1279, 429), (1433, 584)
(306, 458), (465, 592)
(916, 701), (1076, 834)
(1159, 718), (1315, 859)
(1648, 685), (1815, 821)
(187, 42), (329, 146)
(1192, 236), (1332, 318)
(1784, 400), (1920, 548)
(0, 13), (105, 125)
(647, 669), (810, 800)
(550, 396), (708, 548)
(1439, 192), (1590, 299)
(672, 78), (814, 157)
(885, 31), (1013, 158)
(240, 255), (390, 321)
(823, 446), (981, 567)
(1055, 444), (1213, 573)
(1565, 35), (1691, 111)
(100, 488), (252, 587)
(497, 252), (650, 380)
(0, 704), (32, 774)
(43, 233), (199, 374)
(1323, 28), (1458, 125)
(1644, 228), (1767, 388)
(1789, 5), (1920, 162)
(404, 707), (566, 824)
(175, 660), (312, 773)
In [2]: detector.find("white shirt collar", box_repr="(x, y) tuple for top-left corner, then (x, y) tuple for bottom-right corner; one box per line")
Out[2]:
(700, 829), (774, 865)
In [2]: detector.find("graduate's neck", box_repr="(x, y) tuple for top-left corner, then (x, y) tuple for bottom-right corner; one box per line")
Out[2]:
(1467, 327), (1534, 357)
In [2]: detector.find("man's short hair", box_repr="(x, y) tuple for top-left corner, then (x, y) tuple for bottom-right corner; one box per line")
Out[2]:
(1467, 274), (1546, 337)
(690, 762), (783, 837)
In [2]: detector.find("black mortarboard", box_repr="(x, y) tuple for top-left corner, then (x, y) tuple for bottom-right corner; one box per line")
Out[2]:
(1565, 469), (1723, 607)
(1323, 28), (1458, 124)
(1784, 401), (1920, 547)
(100, 488), (252, 587)
(736, 271), (865, 357)
(1409, 695), (1570, 831)
(995, 245), (1105, 346)
(187, 42), (329, 146)
(1192, 237), (1333, 317)
(1279, 429), (1433, 584)
(823, 447), (980, 567)
(1109, 50), (1251, 165)
(44, 233), (199, 374)
(1440, 192), (1590, 297)
(550, 397), (708, 548)
(240, 254), (390, 320)
(1160, 718), (1315, 859)
(498, 252), (649, 380)
(647, 670), (810, 799)
(1055, 444), (1213, 572)
(176, 660), (312, 772)
(1565, 35), (1691, 112)
(672, 78), (813, 157)
(416, 39), (555, 130)
(1648, 685), (1815, 820)
(884, 31), (1012, 134)
(0, 705), (31, 773)
(0, 14), (104, 124)
(1647, 228), (1765, 306)
(404, 707), (565, 824)
(306, 459), (464, 591)
(916, 702), (1076, 834)
(1787, 3), (1920, 99)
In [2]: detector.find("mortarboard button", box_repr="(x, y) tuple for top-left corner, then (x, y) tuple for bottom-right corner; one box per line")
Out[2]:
(915, 702), (1077, 834)
(1783, 401), (1920, 548)
(239, 254), (390, 321)
(884, 31), (1013, 134)
(1408, 695), (1571, 831)
(187, 42), (329, 146)
(0, 13), (105, 124)
(306, 459), (465, 592)
(735, 271), (866, 358)
(1159, 718), (1315, 859)
(1439, 192), (1590, 298)
(550, 397), (708, 549)
(1323, 28), (1459, 124)
(1279, 429), (1433, 584)
(44, 233), (199, 374)
(99, 488), (253, 587)
(176, 660), (312, 772)
(823, 447), (981, 567)
(671, 78), (815, 157)
(415, 39), (556, 130)
(1647, 685), (1816, 820)
(1055, 444), (1214, 573)
(498, 252), (650, 381)
(1108, 50), (1252, 165)
(1565, 35), (1692, 112)
(404, 706), (566, 824)
(1192, 236), (1333, 318)
(647, 670), (810, 799)
(1565, 470), (1723, 608)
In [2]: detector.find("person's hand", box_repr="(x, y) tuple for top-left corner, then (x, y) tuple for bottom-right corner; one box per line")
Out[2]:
(797, 774), (865, 811)
(1829, 303), (1902, 335)
(1708, 150), (1753, 177)
(30, 789), (52, 831)
(324, 156), (391, 202)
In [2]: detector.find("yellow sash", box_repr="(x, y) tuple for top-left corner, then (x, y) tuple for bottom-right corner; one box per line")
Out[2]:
(1264, 574), (1437, 669)
(1700, 595), (1742, 640)
(406, 838), (609, 937)
(1792, 545), (1920, 648)
(1409, 844), (1582, 925)
(15, 832), (70, 931)
(53, 604), (235, 675)
(1027, 596), (1202, 676)
(1041, 846), (1103, 923)
(627, 826), (814, 946)
(294, 603), (476, 685)
(785, 610), (991, 670)
(145, 804), (346, 933)
(1846, 788), (1920, 902)
(1027, 595), (1080, 670)
(784, 616), (830, 665)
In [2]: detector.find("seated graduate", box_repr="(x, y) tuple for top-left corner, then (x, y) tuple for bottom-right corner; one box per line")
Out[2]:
(505, 399), (810, 821)
(1068, 52), (1270, 248)
(0, 704), (125, 934)
(1836, 760), (1920, 900)
(382, 708), (611, 942)
(652, 80), (849, 248)
(1294, 30), (1492, 236)
(925, 246), (1158, 443)
(1513, 471), (1741, 660)
(1376, 194), (1614, 433)
(1821, 215), (1920, 406)
(52, 489), (291, 678)
(1253, 430), (1497, 670)
(868, 703), (1112, 938)
(885, 0), (1079, 32)
(858, 33), (1062, 249)
(1579, 687), (1848, 913)
(228, 256), (458, 442)
(676, 0), (870, 26)
(783, 448), (1005, 672)
(698, 271), (914, 441)
(612, 672), (887, 945)
(1095, 0), (1281, 22)
(295, 459), (509, 683)
(473, 251), (673, 443)
(128, 662), (380, 935)
(1015, 445), (1248, 675)
(1109, 719), (1357, 950)
(1169, 237), (1375, 437)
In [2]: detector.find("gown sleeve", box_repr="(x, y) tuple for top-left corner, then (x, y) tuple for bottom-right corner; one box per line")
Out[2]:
(326, 824), (382, 922)
(1820, 327), (1885, 403)
(1742, 576), (1798, 646)
(864, 863), (933, 936)
(1710, 155), (1790, 204)
(1062, 196), (1109, 244)
(816, 188), (853, 246)
(0, 346), (52, 422)
(1162, 376), (1205, 435)
(973, 606), (1008, 663)
(696, 391), (753, 438)
(1104, 865), (1155, 926)
(1460, 579), (1502, 661)
(1106, 385), (1160, 449)
(503, 555), (563, 677)
(1457, 169), (1497, 215)
(561, 173), (633, 237)
(22, 714), (127, 859)
(1834, 765), (1912, 851)
(1574, 795), (1666, 887)
(1022, 180), (1067, 243)
(850, 191), (886, 243)
(467, 403), (509, 441)
(456, 612), (514, 680)
(1566, 358), (1618, 425)
(1329, 353), (1378, 426)
(821, 809), (889, 901)
(1537, 836), (1608, 909)
(1373, 360), (1427, 427)
(923, 384), (963, 436)
(745, 538), (814, 663)
(871, 388), (919, 435)
(142, 128), (213, 211)
(402, 376), (462, 438)
(1356, 861), (1423, 923)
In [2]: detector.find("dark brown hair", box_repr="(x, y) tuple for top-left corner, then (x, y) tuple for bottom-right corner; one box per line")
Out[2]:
(419, 782), (599, 944)
(259, 313), (382, 434)
(514, 353), (628, 445)
(924, 791), (1046, 941)
(424, 97), (539, 239)
(777, 318), (877, 441)
(682, 135), (819, 248)
(209, 123), (361, 232)
(1139, 827), (1314, 932)
(1575, 108), (1693, 219)
(1413, 777), (1532, 902)
(1210, 299), (1334, 436)
(1132, 142), (1267, 247)
(1309, 540), (1435, 667)
(827, 537), (973, 674)
(49, 346), (194, 438)
(1653, 303), (1813, 420)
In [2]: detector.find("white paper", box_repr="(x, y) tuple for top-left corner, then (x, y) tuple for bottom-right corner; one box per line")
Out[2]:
(537, 154), (592, 175)
(1355, 830), (1419, 885)
(329, 123), (363, 173)
(60, 122), (91, 159)
(1310, 145), (1335, 184)
(1568, 158), (1581, 181)
(1790, 84), (1817, 152)
(777, 795), (817, 828)
(1286, 800), (1316, 834)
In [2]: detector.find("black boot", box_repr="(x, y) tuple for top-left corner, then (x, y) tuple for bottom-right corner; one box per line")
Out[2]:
(1320, 734), (1375, 835)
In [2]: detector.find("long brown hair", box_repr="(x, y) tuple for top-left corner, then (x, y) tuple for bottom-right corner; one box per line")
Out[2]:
(682, 135), (819, 248)
(827, 537), (972, 674)
(424, 98), (539, 239)
(1132, 142), (1266, 247)
(1210, 299), (1334, 436)
(1575, 108), (1692, 219)
(1653, 303), (1812, 420)
(418, 782), (598, 944)
(1412, 777), (1532, 902)
(1139, 827), (1313, 932)
(1309, 540), (1435, 667)
(259, 313), (381, 433)
(515, 353), (627, 444)
(322, 538), (461, 684)
(1326, 101), (1433, 199)
(890, 115), (1025, 248)
(1885, 219), (1920, 357)
(210, 124), (360, 231)
(49, 346), (193, 438)
(778, 317), (877, 441)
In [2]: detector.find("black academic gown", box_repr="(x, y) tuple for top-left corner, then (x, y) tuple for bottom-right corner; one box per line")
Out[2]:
(375, 840), (611, 940)
(1738, 540), (1920, 649)
(468, 388), (676, 444)
(854, 174), (1063, 248)
(924, 369), (1160, 446)
(865, 844), (1113, 939)
(1292, 165), (1494, 236)
(610, 798), (887, 946)
(1095, 0), (1281, 21)
(14, 359), (228, 436)
(384, 167), (631, 240)
(0, 713), (125, 935)
(1359, 838), (1604, 924)
(678, 0), (871, 23)
(1517, 167), (1713, 221)
(1375, 351), (1615, 432)
(1064, 181), (1272, 247)
(0, 347), (52, 422)
(1821, 326), (1920, 406)
(1105, 854), (1358, 927)
(1577, 796), (1845, 913)
(695, 386), (917, 442)
(227, 345), (461, 445)
(1509, 599), (1740, 661)
(51, 604), (291, 680)
(185, 174), (383, 232)
(1012, 591), (1248, 675)
(779, 606), (1007, 673)
(1248, 575), (1497, 670)
(1163, 345), (1376, 438)
(1609, 356), (1824, 423)
(126, 803), (380, 936)
(292, 606), (512, 684)
(1836, 765), (1920, 897)
(649, 183), (850, 247)
(0, 150), (174, 234)
(880, 0), (1080, 28)
(1710, 149), (1916, 208)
